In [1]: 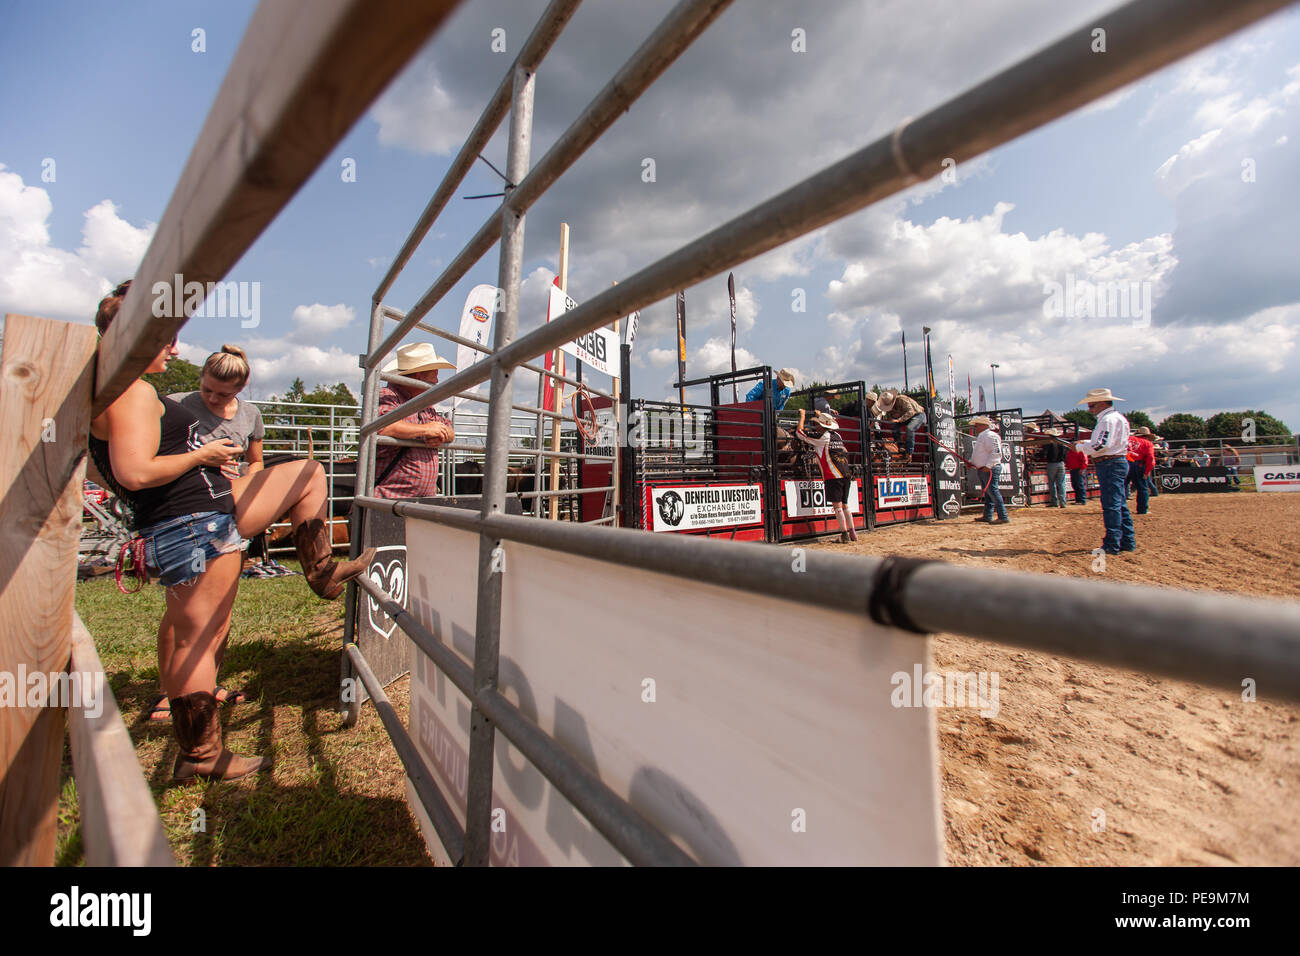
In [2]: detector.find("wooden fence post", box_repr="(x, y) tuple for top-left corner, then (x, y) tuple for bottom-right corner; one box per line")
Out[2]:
(0, 314), (98, 865)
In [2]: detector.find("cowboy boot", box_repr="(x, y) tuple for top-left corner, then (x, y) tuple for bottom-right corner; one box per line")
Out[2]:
(292, 518), (376, 600)
(171, 691), (271, 782)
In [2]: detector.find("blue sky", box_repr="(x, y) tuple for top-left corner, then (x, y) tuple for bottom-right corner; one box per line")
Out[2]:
(2, 0), (1297, 433)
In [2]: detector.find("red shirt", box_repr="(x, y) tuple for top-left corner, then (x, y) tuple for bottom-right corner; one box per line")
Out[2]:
(1126, 436), (1155, 475)
(373, 386), (448, 499)
(1065, 449), (1089, 471)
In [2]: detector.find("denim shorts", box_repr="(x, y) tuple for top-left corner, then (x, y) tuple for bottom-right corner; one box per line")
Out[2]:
(141, 511), (245, 588)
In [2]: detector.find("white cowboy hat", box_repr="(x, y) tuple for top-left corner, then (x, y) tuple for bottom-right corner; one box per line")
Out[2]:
(863, 390), (878, 403)
(1134, 426), (1153, 437)
(383, 342), (456, 375)
(777, 368), (797, 387)
(1077, 387), (1124, 405)
(812, 410), (840, 430)
(876, 388), (899, 412)
(1024, 421), (1040, 432)
(968, 415), (993, 428)
(1044, 427), (1063, 437)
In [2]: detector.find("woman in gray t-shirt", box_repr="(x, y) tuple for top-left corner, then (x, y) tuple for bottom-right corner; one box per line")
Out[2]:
(170, 345), (265, 478)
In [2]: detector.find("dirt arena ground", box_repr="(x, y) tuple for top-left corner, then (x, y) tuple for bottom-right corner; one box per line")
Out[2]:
(811, 492), (1300, 865)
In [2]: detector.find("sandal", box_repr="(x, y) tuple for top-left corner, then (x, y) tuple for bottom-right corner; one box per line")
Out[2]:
(147, 695), (171, 721)
(214, 686), (248, 706)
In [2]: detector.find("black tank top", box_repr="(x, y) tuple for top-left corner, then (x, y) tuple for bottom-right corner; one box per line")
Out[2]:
(89, 396), (235, 529)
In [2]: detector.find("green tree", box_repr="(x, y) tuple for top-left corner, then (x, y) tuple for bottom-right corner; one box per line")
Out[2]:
(1156, 413), (1207, 442)
(1065, 409), (1096, 429)
(144, 357), (201, 396)
(1205, 410), (1295, 444)
(260, 379), (360, 456)
(1124, 410), (1156, 431)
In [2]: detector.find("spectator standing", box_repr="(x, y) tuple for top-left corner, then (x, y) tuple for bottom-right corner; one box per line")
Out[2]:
(375, 343), (456, 499)
(1040, 428), (1068, 508)
(1075, 387), (1133, 555)
(1126, 427), (1156, 516)
(968, 416), (1008, 524)
(1066, 446), (1090, 504)
(1221, 444), (1242, 486)
(1193, 447), (1211, 467)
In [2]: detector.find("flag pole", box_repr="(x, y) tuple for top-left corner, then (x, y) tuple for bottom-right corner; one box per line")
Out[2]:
(548, 223), (569, 520)
(901, 329), (909, 392)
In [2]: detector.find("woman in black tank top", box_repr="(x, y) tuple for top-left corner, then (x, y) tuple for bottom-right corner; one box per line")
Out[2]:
(89, 281), (375, 782)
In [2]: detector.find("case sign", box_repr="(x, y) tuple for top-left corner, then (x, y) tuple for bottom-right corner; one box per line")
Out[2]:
(649, 484), (763, 532)
(784, 479), (862, 517)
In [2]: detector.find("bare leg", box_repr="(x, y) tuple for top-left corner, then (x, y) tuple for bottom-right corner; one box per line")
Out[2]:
(229, 459), (327, 539)
(159, 551), (243, 698)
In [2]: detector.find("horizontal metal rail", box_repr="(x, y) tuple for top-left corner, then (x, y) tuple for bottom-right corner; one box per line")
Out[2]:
(363, 0), (1294, 436)
(344, 642), (465, 865)
(351, 573), (694, 865)
(366, 0), (736, 371)
(381, 306), (617, 400)
(355, 495), (1300, 701)
(515, 485), (614, 500)
(379, 371), (600, 427)
(371, 0), (583, 306)
(377, 435), (613, 463)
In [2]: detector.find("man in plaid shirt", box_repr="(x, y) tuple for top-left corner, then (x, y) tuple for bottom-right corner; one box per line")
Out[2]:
(375, 343), (456, 499)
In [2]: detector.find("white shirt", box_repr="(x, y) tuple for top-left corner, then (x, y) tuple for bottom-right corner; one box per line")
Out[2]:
(969, 428), (1002, 469)
(1077, 405), (1129, 457)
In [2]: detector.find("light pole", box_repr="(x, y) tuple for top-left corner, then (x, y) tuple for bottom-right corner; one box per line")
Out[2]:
(990, 363), (999, 410)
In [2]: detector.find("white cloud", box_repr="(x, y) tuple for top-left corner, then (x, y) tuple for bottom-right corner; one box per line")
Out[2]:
(289, 303), (356, 341)
(0, 166), (154, 322)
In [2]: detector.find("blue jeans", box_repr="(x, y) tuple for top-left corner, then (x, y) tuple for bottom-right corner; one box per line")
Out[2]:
(1069, 469), (1088, 503)
(903, 413), (926, 457)
(142, 511), (245, 587)
(1094, 457), (1134, 553)
(982, 464), (1007, 521)
(1225, 465), (1240, 485)
(1127, 460), (1149, 514)
(1148, 474), (1160, 497)
(1045, 462), (1066, 506)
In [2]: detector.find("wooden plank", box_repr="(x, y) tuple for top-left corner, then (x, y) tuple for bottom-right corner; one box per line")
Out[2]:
(94, 0), (464, 415)
(0, 314), (99, 866)
(68, 613), (175, 867)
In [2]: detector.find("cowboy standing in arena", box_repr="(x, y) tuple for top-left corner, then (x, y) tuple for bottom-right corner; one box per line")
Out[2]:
(374, 343), (457, 499)
(1040, 427), (1069, 508)
(1066, 444), (1090, 504)
(1075, 387), (1133, 555)
(873, 388), (928, 461)
(1126, 426), (1157, 516)
(968, 416), (1008, 524)
(796, 408), (858, 543)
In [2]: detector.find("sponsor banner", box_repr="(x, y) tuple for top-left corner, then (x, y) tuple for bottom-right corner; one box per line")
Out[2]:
(876, 475), (931, 509)
(928, 398), (961, 520)
(454, 284), (497, 412)
(586, 406), (618, 459)
(783, 479), (861, 517)
(405, 522), (942, 864)
(1029, 471), (1048, 493)
(649, 484), (763, 532)
(1254, 464), (1300, 492)
(1156, 466), (1236, 493)
(548, 285), (620, 376)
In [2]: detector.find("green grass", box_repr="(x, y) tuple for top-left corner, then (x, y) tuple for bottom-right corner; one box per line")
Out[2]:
(63, 571), (431, 866)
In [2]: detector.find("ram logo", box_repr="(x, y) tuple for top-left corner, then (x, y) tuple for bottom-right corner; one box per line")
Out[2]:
(1161, 474), (1182, 490)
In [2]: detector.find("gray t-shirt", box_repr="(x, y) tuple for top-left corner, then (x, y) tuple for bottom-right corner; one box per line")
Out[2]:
(171, 392), (265, 473)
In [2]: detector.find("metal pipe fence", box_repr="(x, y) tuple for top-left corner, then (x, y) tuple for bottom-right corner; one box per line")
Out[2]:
(346, 0), (1300, 865)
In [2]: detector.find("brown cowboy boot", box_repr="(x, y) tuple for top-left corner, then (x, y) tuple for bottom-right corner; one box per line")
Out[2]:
(292, 518), (375, 600)
(171, 691), (271, 782)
